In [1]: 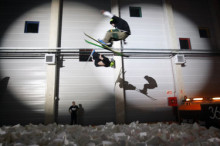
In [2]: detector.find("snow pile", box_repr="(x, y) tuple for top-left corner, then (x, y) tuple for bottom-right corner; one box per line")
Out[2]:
(0, 122), (220, 145)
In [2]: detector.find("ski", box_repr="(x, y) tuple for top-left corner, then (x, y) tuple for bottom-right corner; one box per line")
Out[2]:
(85, 40), (105, 49)
(84, 33), (129, 57)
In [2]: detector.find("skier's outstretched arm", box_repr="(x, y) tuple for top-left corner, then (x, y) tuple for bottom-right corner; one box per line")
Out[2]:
(100, 10), (114, 18)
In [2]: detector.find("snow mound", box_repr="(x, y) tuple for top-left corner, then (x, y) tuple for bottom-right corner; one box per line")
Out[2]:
(0, 122), (220, 145)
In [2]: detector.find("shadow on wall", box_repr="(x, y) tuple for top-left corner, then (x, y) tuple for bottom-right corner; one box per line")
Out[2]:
(81, 93), (116, 126)
(0, 77), (9, 96)
(0, 77), (44, 126)
(116, 69), (158, 100)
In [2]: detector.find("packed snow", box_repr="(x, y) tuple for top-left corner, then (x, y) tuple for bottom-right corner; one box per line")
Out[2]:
(0, 122), (220, 146)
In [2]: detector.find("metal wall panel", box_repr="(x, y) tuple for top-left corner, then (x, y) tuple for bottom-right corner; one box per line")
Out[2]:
(0, 0), (51, 47)
(0, 59), (46, 126)
(119, 0), (169, 49)
(61, 0), (111, 48)
(182, 56), (220, 97)
(172, 0), (215, 50)
(124, 58), (176, 123)
(58, 58), (115, 125)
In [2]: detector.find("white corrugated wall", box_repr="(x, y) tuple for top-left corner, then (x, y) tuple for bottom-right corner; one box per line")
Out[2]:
(0, 0), (51, 47)
(124, 57), (176, 122)
(58, 58), (115, 125)
(119, 0), (169, 49)
(61, 0), (111, 48)
(58, 0), (116, 125)
(172, 0), (215, 50)
(182, 56), (220, 98)
(0, 59), (46, 125)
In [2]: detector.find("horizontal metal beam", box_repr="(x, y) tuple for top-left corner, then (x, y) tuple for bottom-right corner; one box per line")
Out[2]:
(0, 48), (220, 58)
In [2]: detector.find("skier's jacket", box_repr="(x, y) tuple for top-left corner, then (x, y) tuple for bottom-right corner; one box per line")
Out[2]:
(111, 16), (131, 35)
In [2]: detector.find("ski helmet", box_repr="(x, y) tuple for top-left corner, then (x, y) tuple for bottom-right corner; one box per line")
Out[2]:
(110, 18), (116, 24)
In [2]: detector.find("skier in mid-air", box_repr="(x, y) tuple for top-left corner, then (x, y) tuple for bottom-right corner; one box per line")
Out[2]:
(91, 50), (115, 67)
(98, 10), (131, 47)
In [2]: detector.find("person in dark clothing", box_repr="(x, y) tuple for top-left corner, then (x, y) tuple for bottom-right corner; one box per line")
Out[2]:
(91, 50), (115, 67)
(98, 10), (131, 46)
(69, 101), (79, 125)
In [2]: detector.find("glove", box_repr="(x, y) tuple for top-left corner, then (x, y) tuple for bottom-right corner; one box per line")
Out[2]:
(101, 10), (113, 18)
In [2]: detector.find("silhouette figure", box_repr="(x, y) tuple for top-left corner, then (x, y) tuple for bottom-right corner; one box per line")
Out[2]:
(115, 69), (157, 100)
(0, 77), (10, 98)
(139, 76), (158, 95)
(77, 104), (84, 125)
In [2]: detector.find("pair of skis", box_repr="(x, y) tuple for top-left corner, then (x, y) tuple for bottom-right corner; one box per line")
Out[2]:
(84, 33), (129, 57)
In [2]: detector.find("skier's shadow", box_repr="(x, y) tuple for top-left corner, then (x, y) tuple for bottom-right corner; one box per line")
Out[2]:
(115, 69), (157, 100)
(0, 77), (10, 97)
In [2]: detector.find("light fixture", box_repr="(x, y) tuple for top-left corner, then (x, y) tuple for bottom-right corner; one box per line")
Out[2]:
(193, 98), (203, 101)
(186, 98), (191, 101)
(212, 97), (220, 100)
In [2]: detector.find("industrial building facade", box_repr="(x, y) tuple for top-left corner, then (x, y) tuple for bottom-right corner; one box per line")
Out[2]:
(0, 0), (220, 126)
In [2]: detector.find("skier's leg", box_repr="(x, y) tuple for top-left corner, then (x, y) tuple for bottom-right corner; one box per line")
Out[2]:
(103, 31), (113, 43)
(112, 31), (128, 41)
(92, 51), (99, 59)
(71, 114), (74, 125)
(100, 54), (111, 67)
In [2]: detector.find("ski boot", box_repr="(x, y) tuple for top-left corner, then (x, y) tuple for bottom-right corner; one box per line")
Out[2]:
(98, 39), (112, 47)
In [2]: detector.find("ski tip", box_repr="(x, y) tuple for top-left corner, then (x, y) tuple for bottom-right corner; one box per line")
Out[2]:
(84, 39), (89, 43)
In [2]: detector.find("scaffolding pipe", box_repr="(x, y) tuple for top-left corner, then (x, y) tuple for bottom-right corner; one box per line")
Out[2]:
(0, 48), (220, 58)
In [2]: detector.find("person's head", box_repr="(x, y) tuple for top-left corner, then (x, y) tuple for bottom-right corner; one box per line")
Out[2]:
(110, 19), (115, 27)
(72, 101), (75, 105)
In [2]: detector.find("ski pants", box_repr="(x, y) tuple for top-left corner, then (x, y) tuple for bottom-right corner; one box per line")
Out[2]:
(71, 113), (77, 125)
(93, 52), (110, 67)
(103, 29), (129, 43)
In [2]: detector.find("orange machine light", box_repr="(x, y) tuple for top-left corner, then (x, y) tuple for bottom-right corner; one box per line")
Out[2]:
(186, 98), (191, 101)
(212, 97), (220, 100)
(193, 98), (203, 101)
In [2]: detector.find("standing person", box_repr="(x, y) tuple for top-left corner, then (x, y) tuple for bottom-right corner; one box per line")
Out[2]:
(91, 50), (115, 67)
(69, 101), (79, 125)
(98, 10), (131, 47)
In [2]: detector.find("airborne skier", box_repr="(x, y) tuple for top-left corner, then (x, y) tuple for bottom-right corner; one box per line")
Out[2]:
(98, 10), (131, 47)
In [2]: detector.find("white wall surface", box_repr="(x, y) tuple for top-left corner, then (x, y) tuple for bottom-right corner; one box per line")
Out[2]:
(58, 58), (115, 125)
(0, 59), (46, 125)
(61, 0), (111, 48)
(172, 0), (215, 50)
(124, 58), (176, 122)
(0, 0), (51, 47)
(182, 56), (220, 98)
(120, 0), (169, 49)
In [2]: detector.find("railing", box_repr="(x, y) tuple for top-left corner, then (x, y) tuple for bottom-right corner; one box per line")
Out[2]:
(0, 47), (220, 58)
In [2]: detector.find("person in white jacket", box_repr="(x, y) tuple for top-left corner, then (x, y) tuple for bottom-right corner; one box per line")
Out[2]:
(98, 10), (131, 47)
